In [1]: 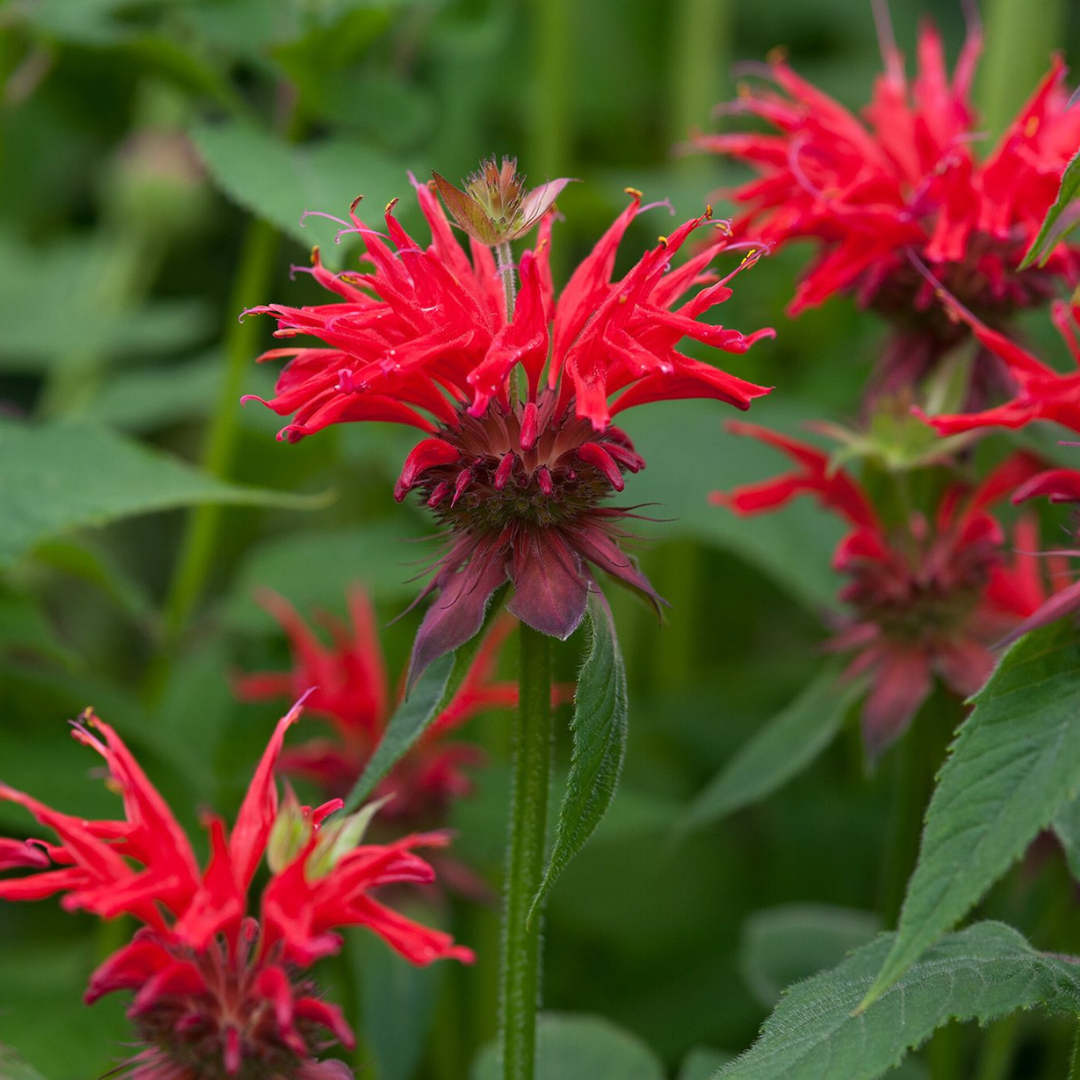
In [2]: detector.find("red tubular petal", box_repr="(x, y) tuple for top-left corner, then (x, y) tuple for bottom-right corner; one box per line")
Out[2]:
(395, 438), (460, 501)
(1013, 468), (1080, 505)
(576, 443), (625, 491)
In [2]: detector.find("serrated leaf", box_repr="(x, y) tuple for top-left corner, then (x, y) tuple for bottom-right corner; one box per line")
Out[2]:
(191, 120), (411, 267)
(1020, 147), (1080, 269)
(680, 660), (861, 832)
(739, 904), (881, 1009)
(861, 619), (1080, 1010)
(718, 922), (1080, 1080)
(530, 594), (627, 919)
(472, 1013), (665, 1080)
(0, 419), (313, 568)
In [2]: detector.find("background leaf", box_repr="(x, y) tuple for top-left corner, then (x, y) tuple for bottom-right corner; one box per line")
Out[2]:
(680, 660), (861, 831)
(738, 904), (880, 1009)
(191, 121), (412, 266)
(531, 595), (628, 917)
(717, 922), (1080, 1080)
(862, 619), (1080, 1009)
(0, 419), (311, 568)
(471, 1013), (665, 1080)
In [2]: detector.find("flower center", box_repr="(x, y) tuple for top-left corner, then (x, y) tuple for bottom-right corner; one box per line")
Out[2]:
(400, 393), (645, 535)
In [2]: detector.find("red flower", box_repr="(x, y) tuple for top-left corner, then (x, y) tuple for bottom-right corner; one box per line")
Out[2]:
(234, 586), (518, 816)
(716, 423), (1050, 757)
(696, 21), (1080, 337)
(246, 180), (772, 670)
(919, 298), (1080, 436)
(0, 705), (472, 1079)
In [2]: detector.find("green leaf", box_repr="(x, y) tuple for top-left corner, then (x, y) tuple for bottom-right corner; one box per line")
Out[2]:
(350, 927), (442, 1080)
(341, 653), (455, 813)
(619, 401), (844, 611)
(471, 1013), (665, 1080)
(531, 595), (628, 919)
(222, 520), (427, 631)
(1020, 148), (1080, 268)
(1052, 788), (1080, 881)
(738, 904), (880, 1009)
(0, 419), (312, 568)
(191, 120), (411, 267)
(680, 660), (862, 831)
(861, 619), (1080, 1010)
(0, 234), (212, 371)
(340, 593), (508, 812)
(679, 1047), (734, 1080)
(0, 590), (79, 666)
(717, 922), (1080, 1080)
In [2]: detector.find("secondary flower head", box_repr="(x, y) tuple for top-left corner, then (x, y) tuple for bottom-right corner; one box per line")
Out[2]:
(716, 423), (1050, 758)
(234, 586), (518, 815)
(696, 16), (1080, 346)
(245, 176), (773, 671)
(0, 705), (472, 1079)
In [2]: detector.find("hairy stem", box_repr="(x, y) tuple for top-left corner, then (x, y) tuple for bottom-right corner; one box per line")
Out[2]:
(499, 624), (553, 1080)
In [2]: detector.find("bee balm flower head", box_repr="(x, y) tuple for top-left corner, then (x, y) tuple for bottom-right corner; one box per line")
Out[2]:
(245, 176), (773, 674)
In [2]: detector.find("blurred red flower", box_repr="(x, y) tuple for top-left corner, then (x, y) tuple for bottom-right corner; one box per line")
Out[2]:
(716, 423), (1051, 758)
(234, 587), (519, 816)
(0, 705), (471, 1079)
(696, 19), (1080, 389)
(247, 180), (773, 672)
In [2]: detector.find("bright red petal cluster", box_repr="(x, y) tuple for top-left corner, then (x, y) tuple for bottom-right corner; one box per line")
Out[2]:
(234, 586), (518, 815)
(245, 181), (771, 439)
(0, 705), (472, 1079)
(247, 179), (773, 667)
(717, 424), (1052, 757)
(697, 23), (1080, 327)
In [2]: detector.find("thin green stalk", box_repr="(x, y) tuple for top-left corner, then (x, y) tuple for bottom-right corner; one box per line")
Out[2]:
(668, 0), (730, 181)
(499, 624), (553, 1080)
(1069, 1016), (1080, 1080)
(974, 1014), (1020, 1080)
(159, 218), (278, 648)
(496, 241), (517, 324)
(976, 0), (1064, 143)
(878, 687), (959, 927)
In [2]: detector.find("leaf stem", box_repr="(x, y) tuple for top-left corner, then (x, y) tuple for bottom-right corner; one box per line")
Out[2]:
(499, 623), (553, 1080)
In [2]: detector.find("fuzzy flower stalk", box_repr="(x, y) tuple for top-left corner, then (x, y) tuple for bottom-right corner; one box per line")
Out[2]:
(695, 12), (1080, 399)
(0, 704), (472, 1079)
(716, 425), (1054, 759)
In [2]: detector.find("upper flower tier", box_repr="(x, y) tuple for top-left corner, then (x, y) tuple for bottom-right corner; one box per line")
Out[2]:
(243, 178), (774, 440)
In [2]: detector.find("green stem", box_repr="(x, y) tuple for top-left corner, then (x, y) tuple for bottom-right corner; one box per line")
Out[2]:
(159, 218), (278, 649)
(1069, 1016), (1080, 1080)
(974, 1014), (1020, 1080)
(878, 687), (958, 927)
(499, 624), (553, 1080)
